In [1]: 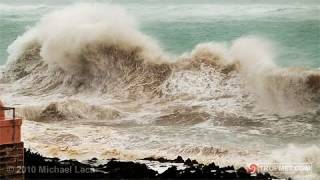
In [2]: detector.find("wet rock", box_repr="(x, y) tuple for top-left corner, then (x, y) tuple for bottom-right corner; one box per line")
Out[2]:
(184, 158), (199, 166)
(236, 167), (251, 179)
(87, 157), (98, 164)
(184, 158), (192, 166)
(142, 156), (169, 163)
(180, 166), (203, 179)
(24, 148), (281, 179)
(100, 160), (156, 178)
(142, 156), (186, 163)
(191, 159), (198, 164)
(159, 166), (179, 178)
(174, 156), (184, 163)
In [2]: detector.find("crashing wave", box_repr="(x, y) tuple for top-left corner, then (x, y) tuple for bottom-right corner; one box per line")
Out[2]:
(2, 3), (319, 113)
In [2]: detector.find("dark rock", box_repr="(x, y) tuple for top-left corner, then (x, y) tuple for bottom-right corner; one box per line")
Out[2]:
(236, 167), (251, 179)
(184, 158), (193, 166)
(202, 162), (220, 178)
(142, 156), (169, 163)
(191, 159), (198, 164)
(184, 158), (199, 166)
(159, 166), (179, 178)
(87, 157), (98, 164)
(157, 157), (167, 163)
(24, 149), (105, 179)
(24, 148), (281, 179)
(180, 166), (203, 179)
(101, 160), (156, 178)
(174, 156), (184, 163)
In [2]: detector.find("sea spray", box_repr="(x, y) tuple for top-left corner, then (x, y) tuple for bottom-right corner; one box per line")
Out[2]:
(1, 3), (319, 180)
(4, 3), (319, 112)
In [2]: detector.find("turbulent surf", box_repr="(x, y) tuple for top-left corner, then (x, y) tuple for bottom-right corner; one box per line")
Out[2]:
(0, 3), (319, 180)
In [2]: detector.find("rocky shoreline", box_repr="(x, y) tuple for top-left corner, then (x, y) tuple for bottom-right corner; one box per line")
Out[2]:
(24, 149), (284, 179)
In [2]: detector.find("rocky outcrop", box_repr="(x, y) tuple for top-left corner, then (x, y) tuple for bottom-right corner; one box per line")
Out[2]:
(25, 149), (281, 179)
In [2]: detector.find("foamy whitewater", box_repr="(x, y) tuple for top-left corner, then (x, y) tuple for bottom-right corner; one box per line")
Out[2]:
(0, 2), (319, 179)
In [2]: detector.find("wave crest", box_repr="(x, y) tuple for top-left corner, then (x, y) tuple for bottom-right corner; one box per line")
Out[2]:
(2, 3), (320, 114)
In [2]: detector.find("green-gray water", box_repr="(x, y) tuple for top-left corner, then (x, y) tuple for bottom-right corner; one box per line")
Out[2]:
(0, 1), (320, 179)
(1, 0), (319, 67)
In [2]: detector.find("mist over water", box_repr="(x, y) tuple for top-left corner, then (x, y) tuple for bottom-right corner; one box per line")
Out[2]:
(0, 1), (320, 180)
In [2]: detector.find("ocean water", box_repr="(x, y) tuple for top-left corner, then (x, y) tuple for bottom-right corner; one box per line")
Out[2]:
(1, 0), (320, 67)
(0, 1), (320, 179)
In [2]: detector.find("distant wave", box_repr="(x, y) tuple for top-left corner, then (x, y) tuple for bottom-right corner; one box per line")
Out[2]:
(129, 3), (320, 21)
(0, 3), (51, 12)
(2, 3), (320, 114)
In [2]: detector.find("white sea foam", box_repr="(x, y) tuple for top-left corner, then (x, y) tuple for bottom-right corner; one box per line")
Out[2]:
(3, 3), (319, 114)
(7, 3), (169, 72)
(268, 145), (320, 180)
(1, 3), (319, 179)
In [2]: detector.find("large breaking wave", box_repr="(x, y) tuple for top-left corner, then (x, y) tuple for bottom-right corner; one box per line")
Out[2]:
(1, 4), (320, 179)
(2, 3), (319, 114)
